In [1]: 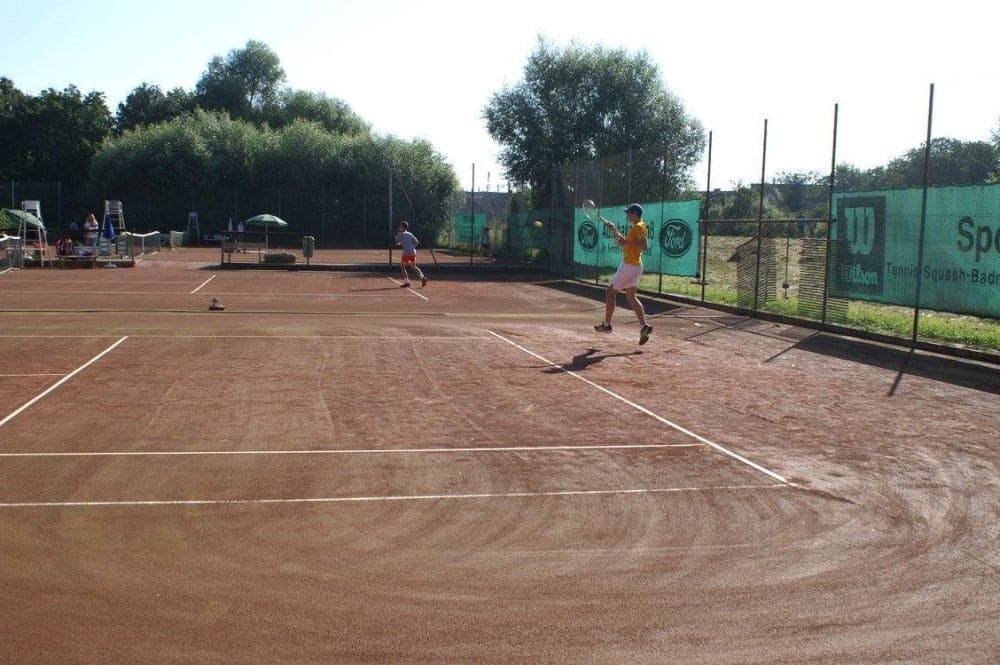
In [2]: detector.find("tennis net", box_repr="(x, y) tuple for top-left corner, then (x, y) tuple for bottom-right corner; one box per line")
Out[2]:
(122, 231), (162, 257)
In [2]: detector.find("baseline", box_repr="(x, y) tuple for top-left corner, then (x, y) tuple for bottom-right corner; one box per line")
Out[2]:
(0, 442), (704, 458)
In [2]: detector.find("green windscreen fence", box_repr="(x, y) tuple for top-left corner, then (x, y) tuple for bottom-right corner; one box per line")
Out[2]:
(452, 212), (487, 247)
(508, 209), (551, 250)
(572, 200), (701, 276)
(831, 184), (1000, 318)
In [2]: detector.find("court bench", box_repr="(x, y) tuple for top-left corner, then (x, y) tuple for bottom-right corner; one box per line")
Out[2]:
(52, 254), (97, 268)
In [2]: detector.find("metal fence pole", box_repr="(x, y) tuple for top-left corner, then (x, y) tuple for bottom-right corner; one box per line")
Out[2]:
(701, 131), (713, 303)
(911, 83), (935, 344)
(822, 103), (839, 324)
(753, 119), (768, 310)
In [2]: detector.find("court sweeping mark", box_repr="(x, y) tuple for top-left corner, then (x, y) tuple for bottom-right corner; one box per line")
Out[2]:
(0, 443), (704, 458)
(190, 275), (216, 294)
(0, 336), (129, 429)
(386, 276), (429, 301)
(0, 483), (790, 509)
(486, 330), (794, 486)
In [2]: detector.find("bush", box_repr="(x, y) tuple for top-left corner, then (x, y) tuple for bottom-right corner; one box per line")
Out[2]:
(262, 251), (296, 264)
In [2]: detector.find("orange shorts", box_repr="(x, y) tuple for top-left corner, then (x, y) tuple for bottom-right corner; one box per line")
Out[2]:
(401, 254), (416, 264)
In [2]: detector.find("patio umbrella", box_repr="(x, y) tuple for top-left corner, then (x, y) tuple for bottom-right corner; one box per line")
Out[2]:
(102, 216), (117, 241)
(1, 208), (45, 231)
(243, 213), (288, 249)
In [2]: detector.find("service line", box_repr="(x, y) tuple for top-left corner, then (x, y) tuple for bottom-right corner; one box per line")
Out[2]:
(486, 330), (793, 486)
(190, 274), (216, 294)
(0, 336), (129, 429)
(0, 483), (790, 509)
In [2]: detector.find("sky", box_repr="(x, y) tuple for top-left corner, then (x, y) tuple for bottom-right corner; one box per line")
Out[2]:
(3, 0), (999, 192)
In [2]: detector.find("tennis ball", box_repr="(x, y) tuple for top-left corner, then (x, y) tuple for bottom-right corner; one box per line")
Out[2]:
(533, 220), (543, 228)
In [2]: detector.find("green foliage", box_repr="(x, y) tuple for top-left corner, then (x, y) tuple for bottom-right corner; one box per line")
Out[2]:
(882, 137), (997, 187)
(195, 40), (286, 123)
(834, 137), (1000, 192)
(115, 83), (195, 134)
(267, 90), (368, 135)
(0, 78), (111, 210)
(484, 38), (705, 207)
(262, 251), (296, 264)
(89, 111), (458, 244)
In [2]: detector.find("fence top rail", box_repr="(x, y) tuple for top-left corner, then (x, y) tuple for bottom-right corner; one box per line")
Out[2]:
(702, 218), (830, 224)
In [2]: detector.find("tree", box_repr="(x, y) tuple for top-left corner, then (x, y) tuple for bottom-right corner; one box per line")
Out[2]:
(992, 118), (1000, 182)
(0, 77), (30, 180)
(5, 83), (111, 190)
(115, 83), (195, 134)
(882, 137), (997, 187)
(484, 38), (704, 206)
(771, 171), (829, 218)
(195, 40), (286, 122)
(267, 89), (368, 135)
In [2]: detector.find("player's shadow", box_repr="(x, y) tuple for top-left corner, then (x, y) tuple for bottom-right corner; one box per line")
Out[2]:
(542, 347), (642, 373)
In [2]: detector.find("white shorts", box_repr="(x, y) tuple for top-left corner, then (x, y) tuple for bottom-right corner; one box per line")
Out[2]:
(609, 262), (643, 290)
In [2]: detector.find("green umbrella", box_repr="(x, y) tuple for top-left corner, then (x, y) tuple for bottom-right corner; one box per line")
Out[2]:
(1, 208), (45, 231)
(243, 213), (287, 228)
(243, 214), (288, 249)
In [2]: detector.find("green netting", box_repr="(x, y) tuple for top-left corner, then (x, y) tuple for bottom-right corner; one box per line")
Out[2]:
(452, 212), (487, 247)
(831, 184), (1000, 317)
(572, 199), (701, 276)
(507, 209), (551, 250)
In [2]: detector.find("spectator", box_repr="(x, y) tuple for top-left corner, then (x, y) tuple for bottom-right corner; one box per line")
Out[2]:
(82, 214), (99, 246)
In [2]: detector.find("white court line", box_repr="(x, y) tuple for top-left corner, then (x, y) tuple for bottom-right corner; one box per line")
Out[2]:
(0, 336), (129, 429)
(0, 483), (789, 509)
(0, 335), (491, 339)
(190, 275), (216, 294)
(0, 373), (65, 378)
(386, 276), (429, 301)
(0, 443), (703, 458)
(487, 330), (793, 486)
(1, 290), (415, 298)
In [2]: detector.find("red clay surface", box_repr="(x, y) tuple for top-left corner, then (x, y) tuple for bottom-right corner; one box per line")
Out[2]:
(1, 250), (998, 664)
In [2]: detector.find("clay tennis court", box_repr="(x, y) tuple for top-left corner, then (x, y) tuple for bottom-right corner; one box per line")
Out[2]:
(1, 253), (997, 664)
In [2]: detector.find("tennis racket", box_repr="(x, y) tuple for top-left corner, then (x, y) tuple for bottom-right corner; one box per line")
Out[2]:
(582, 199), (614, 228)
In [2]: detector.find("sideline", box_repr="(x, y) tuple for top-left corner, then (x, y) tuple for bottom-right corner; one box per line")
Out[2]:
(486, 330), (793, 486)
(190, 274), (216, 294)
(386, 276), (430, 301)
(0, 336), (129, 429)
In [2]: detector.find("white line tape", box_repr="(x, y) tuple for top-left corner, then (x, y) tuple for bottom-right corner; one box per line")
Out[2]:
(0, 336), (129, 429)
(190, 275), (216, 294)
(486, 330), (792, 486)
(386, 276), (429, 301)
(0, 443), (703, 458)
(0, 483), (789, 508)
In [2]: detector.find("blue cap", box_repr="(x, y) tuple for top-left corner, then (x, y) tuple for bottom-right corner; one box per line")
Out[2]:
(624, 203), (643, 217)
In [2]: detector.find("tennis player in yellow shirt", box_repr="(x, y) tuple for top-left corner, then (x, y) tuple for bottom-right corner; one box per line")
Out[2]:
(594, 203), (653, 345)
